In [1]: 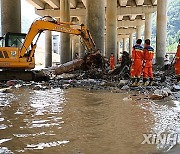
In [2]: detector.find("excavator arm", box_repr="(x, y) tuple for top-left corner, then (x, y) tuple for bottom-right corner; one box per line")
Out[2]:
(20, 16), (96, 58)
(0, 16), (105, 81)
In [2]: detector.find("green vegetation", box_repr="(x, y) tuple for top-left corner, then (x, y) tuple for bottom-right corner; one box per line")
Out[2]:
(151, 0), (180, 52)
(166, 0), (180, 52)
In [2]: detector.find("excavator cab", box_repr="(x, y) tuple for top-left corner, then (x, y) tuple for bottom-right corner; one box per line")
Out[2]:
(0, 33), (42, 81)
(0, 32), (34, 69)
(0, 32), (27, 48)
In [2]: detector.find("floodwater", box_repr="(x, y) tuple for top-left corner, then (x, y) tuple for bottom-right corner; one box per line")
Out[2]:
(0, 87), (180, 154)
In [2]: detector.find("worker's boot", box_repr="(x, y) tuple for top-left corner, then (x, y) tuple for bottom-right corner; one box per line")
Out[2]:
(131, 78), (136, 87)
(136, 78), (141, 86)
(143, 78), (148, 86)
(148, 78), (154, 86)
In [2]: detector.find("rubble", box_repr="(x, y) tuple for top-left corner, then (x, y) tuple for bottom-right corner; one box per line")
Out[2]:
(121, 85), (130, 90)
(123, 96), (132, 101)
(0, 75), (179, 102)
(6, 80), (15, 86)
(54, 51), (105, 75)
(0, 59), (179, 103)
(55, 59), (84, 75)
(173, 84), (180, 91)
(0, 87), (12, 93)
(150, 88), (172, 100)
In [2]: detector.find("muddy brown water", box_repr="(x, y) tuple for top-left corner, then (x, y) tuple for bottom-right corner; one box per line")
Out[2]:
(0, 87), (180, 154)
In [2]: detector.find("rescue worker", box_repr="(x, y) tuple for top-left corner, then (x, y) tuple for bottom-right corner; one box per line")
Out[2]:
(174, 39), (180, 83)
(143, 39), (154, 86)
(111, 51), (131, 77)
(163, 54), (171, 77)
(109, 53), (115, 70)
(130, 39), (144, 86)
(121, 51), (131, 68)
(164, 54), (170, 71)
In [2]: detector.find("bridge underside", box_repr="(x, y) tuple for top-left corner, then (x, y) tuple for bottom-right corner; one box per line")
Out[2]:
(1, 0), (167, 66)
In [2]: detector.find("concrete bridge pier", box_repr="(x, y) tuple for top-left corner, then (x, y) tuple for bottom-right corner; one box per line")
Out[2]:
(145, 13), (152, 40)
(45, 30), (52, 68)
(71, 37), (75, 59)
(86, 0), (105, 55)
(117, 39), (122, 60)
(1, 0), (21, 35)
(106, 0), (117, 62)
(71, 36), (80, 59)
(78, 16), (86, 58)
(156, 0), (167, 66)
(123, 38), (128, 52)
(136, 25), (142, 40)
(129, 33), (133, 55)
(60, 0), (71, 63)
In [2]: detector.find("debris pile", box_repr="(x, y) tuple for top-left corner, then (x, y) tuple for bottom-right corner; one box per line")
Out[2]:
(0, 68), (179, 103)
(0, 51), (179, 102)
(54, 51), (105, 75)
(150, 88), (172, 100)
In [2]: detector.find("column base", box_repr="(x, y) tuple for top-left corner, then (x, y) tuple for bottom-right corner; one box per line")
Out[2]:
(156, 57), (164, 67)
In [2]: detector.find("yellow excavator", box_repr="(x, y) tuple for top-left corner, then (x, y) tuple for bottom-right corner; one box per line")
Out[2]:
(0, 16), (97, 81)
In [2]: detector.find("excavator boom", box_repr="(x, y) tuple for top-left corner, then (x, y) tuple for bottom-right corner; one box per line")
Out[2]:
(20, 17), (96, 58)
(0, 16), (96, 69)
(0, 16), (97, 81)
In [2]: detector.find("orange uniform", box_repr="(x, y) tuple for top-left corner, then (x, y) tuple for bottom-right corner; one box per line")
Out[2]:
(110, 56), (115, 70)
(130, 44), (144, 78)
(143, 46), (154, 79)
(175, 44), (180, 76)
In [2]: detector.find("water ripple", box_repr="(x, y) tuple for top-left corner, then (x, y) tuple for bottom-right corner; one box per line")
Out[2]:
(29, 88), (65, 115)
(0, 93), (16, 107)
(26, 140), (69, 150)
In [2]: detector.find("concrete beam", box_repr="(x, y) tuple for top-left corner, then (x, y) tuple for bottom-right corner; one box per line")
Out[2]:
(26, 0), (44, 9)
(144, 0), (153, 5)
(119, 0), (128, 6)
(117, 5), (157, 16)
(117, 19), (144, 27)
(129, 15), (137, 20)
(117, 35), (129, 39)
(35, 8), (86, 17)
(35, 5), (157, 18)
(135, 0), (144, 6)
(76, 1), (85, 9)
(151, 0), (157, 5)
(127, 0), (136, 6)
(81, 0), (86, 8)
(43, 0), (59, 8)
(70, 0), (77, 8)
(118, 15), (123, 21)
(142, 15), (145, 19)
(69, 8), (84, 16)
(118, 28), (136, 34)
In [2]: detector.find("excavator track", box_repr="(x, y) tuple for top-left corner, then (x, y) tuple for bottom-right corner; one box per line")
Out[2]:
(0, 70), (50, 81)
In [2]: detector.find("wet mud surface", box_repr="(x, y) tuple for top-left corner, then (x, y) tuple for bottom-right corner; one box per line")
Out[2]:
(0, 73), (180, 153)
